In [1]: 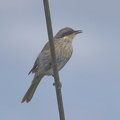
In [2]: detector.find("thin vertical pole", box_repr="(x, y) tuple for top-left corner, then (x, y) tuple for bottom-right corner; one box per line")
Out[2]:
(43, 0), (65, 120)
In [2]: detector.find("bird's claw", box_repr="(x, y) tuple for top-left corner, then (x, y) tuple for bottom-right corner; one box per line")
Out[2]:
(53, 82), (62, 89)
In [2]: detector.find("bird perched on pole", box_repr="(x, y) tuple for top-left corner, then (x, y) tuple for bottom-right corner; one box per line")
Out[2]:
(21, 27), (82, 103)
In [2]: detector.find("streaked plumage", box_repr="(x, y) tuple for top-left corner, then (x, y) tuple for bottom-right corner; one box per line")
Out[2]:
(21, 27), (82, 103)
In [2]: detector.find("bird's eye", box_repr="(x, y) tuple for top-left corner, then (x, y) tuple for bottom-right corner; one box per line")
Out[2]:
(67, 31), (73, 35)
(62, 31), (73, 37)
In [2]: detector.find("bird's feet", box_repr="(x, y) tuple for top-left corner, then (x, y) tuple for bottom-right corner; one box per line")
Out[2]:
(53, 81), (62, 89)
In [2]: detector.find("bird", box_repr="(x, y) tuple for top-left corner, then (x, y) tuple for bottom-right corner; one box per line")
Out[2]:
(21, 27), (82, 103)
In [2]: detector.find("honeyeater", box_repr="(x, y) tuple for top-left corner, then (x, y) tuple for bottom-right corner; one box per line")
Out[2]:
(21, 27), (82, 103)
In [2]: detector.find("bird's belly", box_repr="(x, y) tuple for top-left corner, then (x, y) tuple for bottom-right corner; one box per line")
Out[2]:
(45, 60), (67, 76)
(45, 55), (72, 76)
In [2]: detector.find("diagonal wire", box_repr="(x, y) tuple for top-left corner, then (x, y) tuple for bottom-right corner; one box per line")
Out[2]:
(43, 0), (65, 120)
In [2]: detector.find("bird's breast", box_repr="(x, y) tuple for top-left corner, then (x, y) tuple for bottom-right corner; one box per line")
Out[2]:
(39, 39), (73, 76)
(55, 40), (73, 71)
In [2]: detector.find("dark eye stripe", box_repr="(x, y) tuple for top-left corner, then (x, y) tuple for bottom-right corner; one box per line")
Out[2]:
(54, 27), (75, 39)
(61, 31), (74, 38)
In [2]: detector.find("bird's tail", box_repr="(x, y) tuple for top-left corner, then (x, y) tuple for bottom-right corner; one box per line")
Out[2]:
(21, 74), (44, 103)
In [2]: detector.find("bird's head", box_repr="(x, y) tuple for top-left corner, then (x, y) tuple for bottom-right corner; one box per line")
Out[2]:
(54, 27), (82, 40)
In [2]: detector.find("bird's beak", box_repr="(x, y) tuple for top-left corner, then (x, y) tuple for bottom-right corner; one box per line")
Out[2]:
(74, 30), (83, 34)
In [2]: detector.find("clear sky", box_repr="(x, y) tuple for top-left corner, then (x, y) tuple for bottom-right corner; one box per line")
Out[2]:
(0, 0), (120, 120)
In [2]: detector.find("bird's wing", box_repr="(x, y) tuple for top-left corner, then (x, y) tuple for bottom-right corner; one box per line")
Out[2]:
(28, 41), (51, 75)
(41, 41), (50, 52)
(28, 57), (39, 75)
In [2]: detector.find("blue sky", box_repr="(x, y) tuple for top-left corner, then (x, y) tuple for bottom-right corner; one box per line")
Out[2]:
(0, 0), (120, 120)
